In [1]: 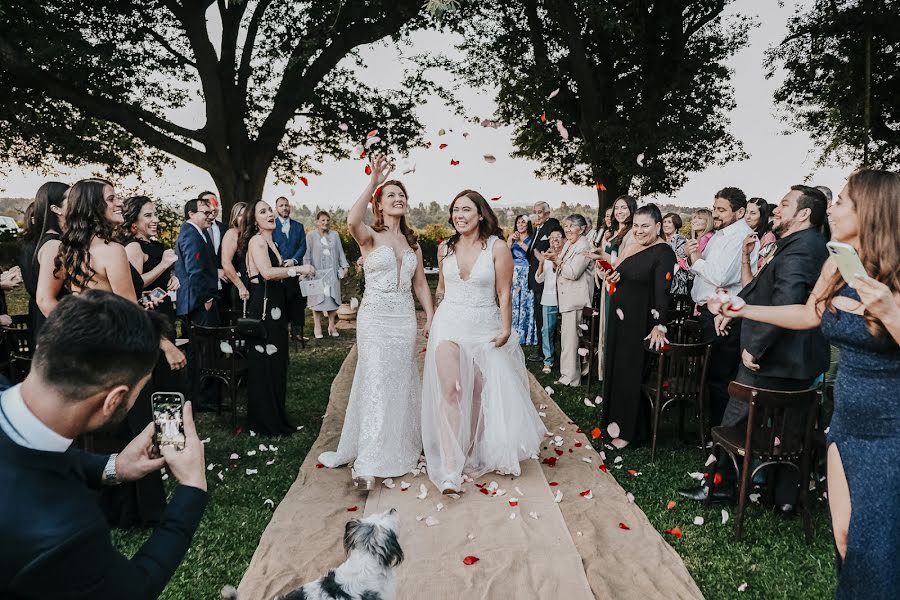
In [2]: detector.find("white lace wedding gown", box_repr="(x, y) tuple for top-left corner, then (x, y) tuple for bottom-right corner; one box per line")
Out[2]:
(318, 245), (422, 478)
(422, 236), (548, 490)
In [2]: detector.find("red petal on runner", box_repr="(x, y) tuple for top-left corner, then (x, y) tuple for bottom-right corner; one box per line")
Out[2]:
(599, 464), (608, 472)
(364, 164), (372, 176)
(575, 442), (583, 448)
(596, 183), (607, 191)
(490, 196), (502, 201)
(463, 556), (480, 566)
(509, 500), (518, 507)
(579, 489), (591, 497)
(439, 143), (448, 149)
(591, 427), (602, 439)
(554, 448), (563, 456)
(665, 527), (684, 538)
(549, 481), (559, 486)
(479, 488), (489, 495)
(665, 272), (672, 281)
(713, 472), (723, 486)
(315, 463), (324, 469)
(618, 522), (630, 530)
(576, 428), (584, 433)
(347, 506), (359, 512)
(541, 457), (557, 467)
(367, 129), (378, 138)
(568, 448), (573, 453)
(540, 111), (546, 123)
(450, 159), (460, 166)
(666, 500), (677, 510)
(299, 176), (309, 187)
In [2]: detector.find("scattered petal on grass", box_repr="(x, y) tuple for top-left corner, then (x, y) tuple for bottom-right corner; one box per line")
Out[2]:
(689, 472), (704, 480)
(544, 386), (555, 396)
(263, 498), (274, 508)
(217, 471), (224, 481)
(667, 500), (677, 510)
(591, 427), (602, 439)
(548, 87), (560, 99)
(614, 456), (623, 463)
(247, 450), (256, 456)
(722, 510), (730, 524)
(665, 527), (683, 538)
(266, 459), (275, 466)
(705, 454), (717, 466)
(230, 453), (240, 460)
(607, 422), (621, 438)
(693, 516), (705, 525)
(738, 583), (748, 592)
(245, 469), (258, 475)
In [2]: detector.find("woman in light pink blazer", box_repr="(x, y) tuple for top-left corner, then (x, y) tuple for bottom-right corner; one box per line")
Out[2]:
(553, 214), (594, 386)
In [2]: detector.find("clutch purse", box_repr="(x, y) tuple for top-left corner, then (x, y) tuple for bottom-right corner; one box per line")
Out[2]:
(299, 275), (325, 297)
(236, 283), (268, 340)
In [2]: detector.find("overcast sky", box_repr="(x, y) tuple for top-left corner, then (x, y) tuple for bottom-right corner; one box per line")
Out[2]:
(0, 0), (851, 209)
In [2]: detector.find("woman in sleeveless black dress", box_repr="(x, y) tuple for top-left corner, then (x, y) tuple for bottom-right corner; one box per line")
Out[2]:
(21, 181), (69, 336)
(239, 200), (315, 435)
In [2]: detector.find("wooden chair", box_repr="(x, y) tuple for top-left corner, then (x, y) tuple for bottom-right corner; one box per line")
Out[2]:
(190, 324), (248, 429)
(642, 340), (711, 461)
(1, 318), (33, 383)
(578, 306), (600, 392)
(705, 381), (820, 542)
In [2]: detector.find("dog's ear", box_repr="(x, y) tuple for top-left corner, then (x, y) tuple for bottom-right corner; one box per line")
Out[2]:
(374, 528), (404, 568)
(343, 518), (372, 554)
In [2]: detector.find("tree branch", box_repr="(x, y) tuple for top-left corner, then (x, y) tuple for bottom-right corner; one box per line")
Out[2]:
(138, 26), (197, 69)
(237, 0), (274, 96)
(684, 0), (725, 39)
(0, 34), (211, 169)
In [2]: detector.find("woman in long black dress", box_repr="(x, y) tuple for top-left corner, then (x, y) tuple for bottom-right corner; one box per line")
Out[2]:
(238, 200), (315, 435)
(41, 179), (186, 526)
(21, 181), (69, 336)
(603, 204), (676, 448)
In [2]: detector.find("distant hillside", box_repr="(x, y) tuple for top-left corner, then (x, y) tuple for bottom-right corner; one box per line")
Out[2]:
(0, 197), (31, 222)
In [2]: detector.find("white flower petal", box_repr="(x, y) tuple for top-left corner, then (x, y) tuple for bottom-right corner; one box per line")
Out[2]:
(270, 307), (282, 320)
(425, 516), (439, 527)
(693, 516), (705, 525)
(721, 509), (730, 525)
(607, 422), (621, 438)
(266, 344), (278, 355)
(245, 468), (258, 475)
(553, 490), (563, 503)
(220, 341), (234, 354)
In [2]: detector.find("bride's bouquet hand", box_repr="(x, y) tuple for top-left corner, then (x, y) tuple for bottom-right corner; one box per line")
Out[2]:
(492, 329), (511, 348)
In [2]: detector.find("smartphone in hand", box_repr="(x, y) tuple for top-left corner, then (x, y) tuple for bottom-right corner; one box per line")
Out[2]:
(141, 287), (168, 307)
(826, 242), (868, 287)
(152, 392), (186, 453)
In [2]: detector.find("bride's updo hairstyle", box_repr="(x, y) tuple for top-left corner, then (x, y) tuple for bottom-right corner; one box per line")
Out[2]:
(371, 180), (418, 250)
(445, 190), (505, 256)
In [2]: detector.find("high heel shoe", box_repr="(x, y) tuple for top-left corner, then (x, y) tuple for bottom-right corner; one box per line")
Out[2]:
(329, 329), (339, 337)
(352, 474), (375, 491)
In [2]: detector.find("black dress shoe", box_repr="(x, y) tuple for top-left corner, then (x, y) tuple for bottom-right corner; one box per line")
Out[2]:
(774, 503), (796, 519)
(678, 484), (735, 504)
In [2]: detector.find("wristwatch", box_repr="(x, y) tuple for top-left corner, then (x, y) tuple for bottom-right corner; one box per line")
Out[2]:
(103, 453), (121, 486)
(287, 266), (299, 278)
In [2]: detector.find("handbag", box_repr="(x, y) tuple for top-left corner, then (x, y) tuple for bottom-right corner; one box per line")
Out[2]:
(299, 274), (325, 297)
(236, 280), (268, 341)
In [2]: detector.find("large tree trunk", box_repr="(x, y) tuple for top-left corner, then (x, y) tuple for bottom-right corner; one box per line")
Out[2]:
(210, 163), (267, 220)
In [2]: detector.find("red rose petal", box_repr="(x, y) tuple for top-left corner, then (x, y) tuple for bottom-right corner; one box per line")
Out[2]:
(463, 555), (480, 566)
(540, 111), (546, 123)
(575, 443), (583, 448)
(347, 506), (359, 512)
(591, 427), (602, 439)
(367, 129), (378, 138)
(665, 527), (684, 538)
(490, 196), (502, 201)
(299, 176), (309, 187)
(364, 164), (372, 175)
(439, 143), (448, 150)
(579, 489), (591, 497)
(479, 488), (489, 495)
(554, 448), (563, 456)
(608, 281), (616, 295)
(509, 500), (518, 507)
(599, 464), (608, 472)
(315, 463), (324, 469)
(450, 159), (460, 166)
(549, 481), (559, 486)
(618, 522), (630, 530)
(628, 469), (637, 476)
(666, 500), (677, 510)
(360, 149), (367, 159)
(541, 457), (557, 467)
(576, 428), (584, 434)
(713, 472), (723, 486)
(665, 272), (672, 281)
(596, 182), (607, 191)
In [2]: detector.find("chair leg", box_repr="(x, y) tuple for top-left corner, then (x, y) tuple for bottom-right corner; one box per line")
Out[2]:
(735, 455), (753, 541)
(650, 393), (662, 462)
(704, 445), (721, 509)
(696, 396), (706, 456)
(230, 380), (238, 432)
(799, 454), (813, 545)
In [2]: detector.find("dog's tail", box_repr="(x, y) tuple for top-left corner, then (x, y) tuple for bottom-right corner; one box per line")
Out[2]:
(221, 584), (239, 600)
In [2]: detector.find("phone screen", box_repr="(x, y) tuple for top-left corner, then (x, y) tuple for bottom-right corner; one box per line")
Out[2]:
(152, 392), (185, 451)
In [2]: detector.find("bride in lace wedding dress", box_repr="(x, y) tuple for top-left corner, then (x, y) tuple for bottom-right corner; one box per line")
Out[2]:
(318, 155), (435, 489)
(422, 190), (548, 493)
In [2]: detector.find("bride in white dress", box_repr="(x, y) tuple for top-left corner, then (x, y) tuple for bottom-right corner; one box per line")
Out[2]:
(318, 155), (435, 489)
(422, 190), (548, 493)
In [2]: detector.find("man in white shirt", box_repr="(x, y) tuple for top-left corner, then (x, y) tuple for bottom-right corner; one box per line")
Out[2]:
(686, 187), (758, 426)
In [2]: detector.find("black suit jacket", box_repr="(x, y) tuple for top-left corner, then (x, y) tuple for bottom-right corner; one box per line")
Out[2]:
(0, 426), (207, 599)
(527, 217), (561, 290)
(737, 227), (830, 380)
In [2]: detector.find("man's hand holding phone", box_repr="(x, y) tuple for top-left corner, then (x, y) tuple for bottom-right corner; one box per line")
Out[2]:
(159, 401), (207, 492)
(116, 422), (166, 482)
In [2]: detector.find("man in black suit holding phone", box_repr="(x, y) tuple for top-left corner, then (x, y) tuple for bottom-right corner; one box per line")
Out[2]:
(526, 201), (561, 363)
(0, 291), (207, 599)
(679, 185), (830, 510)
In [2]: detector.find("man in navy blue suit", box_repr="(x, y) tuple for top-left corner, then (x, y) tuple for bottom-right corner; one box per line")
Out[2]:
(0, 291), (207, 599)
(272, 196), (308, 342)
(174, 198), (220, 407)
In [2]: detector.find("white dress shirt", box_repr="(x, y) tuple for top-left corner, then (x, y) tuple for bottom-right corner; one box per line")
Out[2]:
(0, 384), (73, 452)
(278, 217), (291, 236)
(211, 220), (222, 254)
(690, 218), (758, 306)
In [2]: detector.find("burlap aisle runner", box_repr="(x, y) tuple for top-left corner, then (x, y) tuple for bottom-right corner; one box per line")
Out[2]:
(238, 342), (702, 599)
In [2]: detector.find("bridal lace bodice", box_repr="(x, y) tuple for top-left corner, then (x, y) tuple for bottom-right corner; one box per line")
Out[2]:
(441, 236), (500, 309)
(361, 245), (417, 312)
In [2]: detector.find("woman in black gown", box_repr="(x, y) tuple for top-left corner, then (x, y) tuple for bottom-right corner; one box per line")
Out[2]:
(238, 200), (315, 435)
(42, 179), (186, 526)
(603, 204), (676, 448)
(21, 181), (69, 336)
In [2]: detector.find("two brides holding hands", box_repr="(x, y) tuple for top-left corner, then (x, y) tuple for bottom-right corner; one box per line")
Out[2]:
(318, 155), (547, 493)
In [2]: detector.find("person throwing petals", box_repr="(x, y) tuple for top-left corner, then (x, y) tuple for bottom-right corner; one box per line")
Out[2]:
(317, 154), (435, 490)
(421, 190), (547, 494)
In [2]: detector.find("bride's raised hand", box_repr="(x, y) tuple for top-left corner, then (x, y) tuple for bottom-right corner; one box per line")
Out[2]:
(369, 153), (393, 187)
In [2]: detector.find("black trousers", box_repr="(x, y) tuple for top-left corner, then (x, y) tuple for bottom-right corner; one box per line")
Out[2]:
(718, 366), (816, 506)
(185, 301), (220, 407)
(284, 277), (306, 337)
(699, 309), (742, 427)
(531, 285), (544, 355)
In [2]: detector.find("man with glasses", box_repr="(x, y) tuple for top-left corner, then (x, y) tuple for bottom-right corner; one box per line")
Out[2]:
(526, 201), (560, 363)
(174, 199), (220, 408)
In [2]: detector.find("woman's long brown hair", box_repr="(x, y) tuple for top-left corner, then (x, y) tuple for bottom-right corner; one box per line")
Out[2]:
(444, 190), (505, 255)
(56, 178), (116, 291)
(371, 180), (418, 250)
(819, 169), (900, 338)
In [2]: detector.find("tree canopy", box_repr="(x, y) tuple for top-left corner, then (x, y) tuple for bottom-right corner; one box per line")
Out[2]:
(0, 0), (444, 214)
(447, 0), (751, 211)
(766, 0), (900, 169)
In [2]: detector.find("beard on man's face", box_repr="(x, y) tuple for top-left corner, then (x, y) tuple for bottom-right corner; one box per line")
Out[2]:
(773, 216), (794, 237)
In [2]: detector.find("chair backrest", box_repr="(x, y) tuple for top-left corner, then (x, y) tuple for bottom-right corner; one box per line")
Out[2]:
(669, 317), (703, 344)
(1, 326), (32, 357)
(190, 325), (242, 374)
(728, 381), (820, 459)
(654, 341), (711, 399)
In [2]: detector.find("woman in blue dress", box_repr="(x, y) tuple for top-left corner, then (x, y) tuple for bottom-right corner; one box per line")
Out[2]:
(507, 214), (537, 345)
(725, 169), (900, 598)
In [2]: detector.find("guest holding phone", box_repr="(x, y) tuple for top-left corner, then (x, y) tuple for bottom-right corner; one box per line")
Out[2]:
(723, 169), (900, 598)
